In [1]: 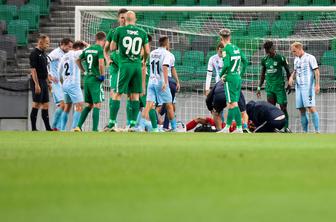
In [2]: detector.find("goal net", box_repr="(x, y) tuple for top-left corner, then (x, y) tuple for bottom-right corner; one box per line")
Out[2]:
(75, 6), (336, 133)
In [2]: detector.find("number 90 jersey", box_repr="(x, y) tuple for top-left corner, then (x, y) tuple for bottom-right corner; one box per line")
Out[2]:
(149, 47), (172, 85)
(112, 24), (148, 64)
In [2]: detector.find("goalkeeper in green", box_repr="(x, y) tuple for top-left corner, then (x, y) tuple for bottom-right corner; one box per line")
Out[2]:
(218, 28), (248, 133)
(257, 40), (291, 132)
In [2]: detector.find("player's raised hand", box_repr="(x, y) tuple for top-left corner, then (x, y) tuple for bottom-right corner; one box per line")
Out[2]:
(315, 84), (320, 94)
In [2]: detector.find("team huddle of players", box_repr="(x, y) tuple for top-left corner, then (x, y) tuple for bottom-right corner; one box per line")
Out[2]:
(47, 9), (321, 133)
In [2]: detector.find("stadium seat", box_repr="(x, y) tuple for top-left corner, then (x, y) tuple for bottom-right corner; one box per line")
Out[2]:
(6, 0), (26, 8)
(7, 20), (29, 46)
(228, 20), (248, 37)
(199, 0), (219, 6)
(175, 0), (196, 6)
(248, 20), (270, 37)
(221, 0), (242, 6)
(183, 50), (205, 66)
(0, 5), (17, 23)
(143, 12), (163, 26)
(279, 12), (301, 21)
(0, 50), (6, 74)
(266, 0), (287, 6)
(0, 34), (17, 61)
(157, 19), (179, 29)
(312, 0), (333, 6)
(271, 20), (294, 38)
(154, 0), (175, 5)
(171, 50), (182, 65)
(0, 20), (6, 34)
(191, 36), (215, 55)
(19, 4), (40, 32)
(302, 11), (323, 21)
(321, 50), (336, 67)
(244, 0), (264, 6)
(288, 0), (310, 6)
(131, 0), (150, 5)
(205, 50), (217, 64)
(175, 65), (195, 82)
(165, 11), (189, 22)
(331, 39), (336, 51)
(319, 65), (335, 82)
(29, 0), (50, 16)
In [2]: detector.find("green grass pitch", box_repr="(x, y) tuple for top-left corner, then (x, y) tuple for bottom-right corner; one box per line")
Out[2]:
(1, 132), (336, 222)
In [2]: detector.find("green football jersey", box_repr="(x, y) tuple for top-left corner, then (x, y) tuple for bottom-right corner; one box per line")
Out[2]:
(79, 44), (104, 81)
(107, 29), (120, 67)
(112, 24), (148, 64)
(220, 43), (248, 79)
(261, 54), (288, 86)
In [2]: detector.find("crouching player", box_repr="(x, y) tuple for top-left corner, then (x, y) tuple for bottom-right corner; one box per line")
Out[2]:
(246, 100), (286, 133)
(58, 41), (88, 131)
(142, 36), (177, 132)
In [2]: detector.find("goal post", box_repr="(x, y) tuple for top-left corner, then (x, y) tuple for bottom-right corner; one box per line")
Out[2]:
(75, 6), (336, 132)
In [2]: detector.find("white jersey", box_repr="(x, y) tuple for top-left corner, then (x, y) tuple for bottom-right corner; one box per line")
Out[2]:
(58, 50), (82, 88)
(206, 54), (223, 90)
(149, 47), (172, 85)
(168, 51), (175, 78)
(48, 47), (65, 80)
(294, 52), (318, 87)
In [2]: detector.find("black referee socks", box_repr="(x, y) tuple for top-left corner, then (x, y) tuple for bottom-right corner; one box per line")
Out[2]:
(41, 109), (52, 131)
(30, 108), (39, 131)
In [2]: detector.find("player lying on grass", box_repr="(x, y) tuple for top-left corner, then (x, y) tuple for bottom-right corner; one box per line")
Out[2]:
(186, 116), (236, 132)
(141, 36), (177, 132)
(246, 100), (286, 133)
(74, 32), (106, 132)
(58, 41), (89, 131)
(257, 40), (291, 132)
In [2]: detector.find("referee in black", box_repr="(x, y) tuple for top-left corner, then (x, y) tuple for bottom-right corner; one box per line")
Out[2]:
(29, 34), (52, 131)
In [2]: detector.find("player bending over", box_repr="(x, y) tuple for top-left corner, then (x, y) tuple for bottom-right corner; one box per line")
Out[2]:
(48, 38), (73, 130)
(74, 32), (106, 132)
(217, 28), (248, 133)
(257, 40), (291, 132)
(108, 11), (150, 131)
(142, 36), (177, 132)
(246, 101), (286, 133)
(289, 42), (320, 133)
(58, 41), (89, 131)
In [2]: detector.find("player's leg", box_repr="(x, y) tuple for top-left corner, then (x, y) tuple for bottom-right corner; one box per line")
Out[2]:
(68, 85), (84, 130)
(158, 83), (176, 131)
(238, 91), (248, 131)
(60, 90), (72, 131)
(128, 63), (143, 129)
(276, 86), (290, 131)
(40, 80), (52, 131)
(108, 64), (129, 129)
(30, 79), (41, 131)
(72, 102), (83, 130)
(306, 87), (319, 133)
(142, 84), (158, 131)
(91, 81), (104, 132)
(108, 64), (120, 129)
(296, 86), (308, 133)
(51, 83), (64, 130)
(76, 83), (93, 131)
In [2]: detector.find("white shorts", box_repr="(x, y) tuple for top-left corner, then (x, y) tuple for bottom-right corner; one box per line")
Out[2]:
(51, 82), (64, 104)
(63, 84), (84, 104)
(296, 84), (316, 109)
(147, 81), (172, 105)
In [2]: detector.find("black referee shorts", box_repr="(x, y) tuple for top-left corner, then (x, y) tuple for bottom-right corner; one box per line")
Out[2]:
(31, 78), (49, 103)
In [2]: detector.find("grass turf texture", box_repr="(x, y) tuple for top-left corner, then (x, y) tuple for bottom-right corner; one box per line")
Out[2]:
(1, 132), (336, 222)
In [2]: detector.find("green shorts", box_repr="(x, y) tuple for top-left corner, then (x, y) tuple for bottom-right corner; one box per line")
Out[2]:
(266, 84), (287, 105)
(84, 80), (104, 104)
(224, 75), (241, 103)
(116, 62), (142, 94)
(109, 63), (118, 92)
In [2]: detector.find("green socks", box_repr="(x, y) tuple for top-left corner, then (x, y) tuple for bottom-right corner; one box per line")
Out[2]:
(149, 108), (158, 129)
(108, 100), (120, 128)
(129, 100), (140, 127)
(77, 106), (91, 129)
(225, 106), (242, 129)
(92, 107), (100, 132)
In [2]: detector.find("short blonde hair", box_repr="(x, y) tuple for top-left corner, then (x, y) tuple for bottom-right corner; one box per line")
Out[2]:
(291, 42), (303, 49)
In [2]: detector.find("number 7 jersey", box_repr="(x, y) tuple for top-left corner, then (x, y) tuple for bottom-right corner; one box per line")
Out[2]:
(112, 24), (148, 64)
(220, 43), (248, 79)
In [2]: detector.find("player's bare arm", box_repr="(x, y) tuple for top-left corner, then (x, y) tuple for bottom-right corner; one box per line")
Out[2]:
(257, 66), (266, 98)
(31, 68), (41, 94)
(314, 68), (320, 94)
(75, 58), (85, 73)
(171, 67), (180, 92)
(104, 40), (112, 65)
(288, 71), (296, 87)
(99, 58), (105, 77)
(110, 41), (117, 52)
